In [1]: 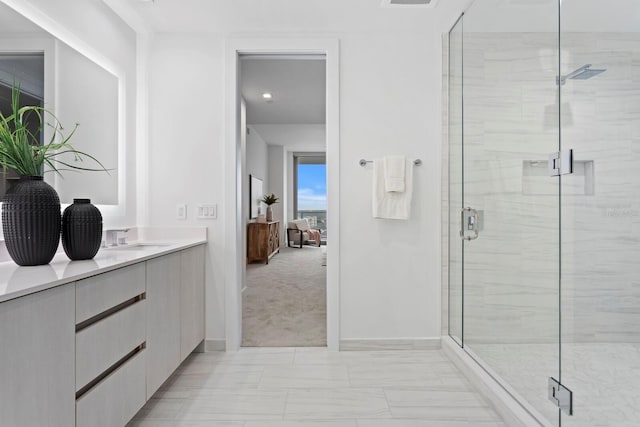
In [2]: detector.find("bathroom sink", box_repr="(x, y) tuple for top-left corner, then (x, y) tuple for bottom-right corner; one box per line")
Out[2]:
(106, 243), (172, 251)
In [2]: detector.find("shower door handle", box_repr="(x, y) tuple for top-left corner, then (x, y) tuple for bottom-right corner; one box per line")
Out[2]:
(460, 207), (479, 241)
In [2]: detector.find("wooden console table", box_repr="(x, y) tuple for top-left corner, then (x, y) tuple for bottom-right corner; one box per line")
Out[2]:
(247, 221), (280, 264)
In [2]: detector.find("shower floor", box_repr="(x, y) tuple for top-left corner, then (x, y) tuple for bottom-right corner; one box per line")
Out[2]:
(467, 342), (640, 427)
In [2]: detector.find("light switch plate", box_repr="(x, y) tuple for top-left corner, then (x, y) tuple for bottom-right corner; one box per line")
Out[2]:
(176, 204), (187, 220)
(197, 204), (217, 219)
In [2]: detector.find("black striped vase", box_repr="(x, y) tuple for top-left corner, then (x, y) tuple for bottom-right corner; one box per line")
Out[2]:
(62, 199), (103, 261)
(2, 176), (61, 266)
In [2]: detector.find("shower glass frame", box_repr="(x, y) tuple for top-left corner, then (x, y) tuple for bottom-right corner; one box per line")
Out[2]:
(447, 1), (563, 425)
(447, 12), (464, 347)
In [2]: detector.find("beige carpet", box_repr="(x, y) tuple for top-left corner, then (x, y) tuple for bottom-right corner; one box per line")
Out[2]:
(242, 245), (326, 347)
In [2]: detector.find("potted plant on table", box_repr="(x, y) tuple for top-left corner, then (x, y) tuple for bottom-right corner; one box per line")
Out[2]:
(0, 84), (107, 266)
(261, 193), (279, 222)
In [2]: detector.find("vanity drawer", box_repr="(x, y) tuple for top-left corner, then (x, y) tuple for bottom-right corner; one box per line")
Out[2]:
(76, 299), (146, 390)
(76, 349), (146, 427)
(76, 263), (146, 323)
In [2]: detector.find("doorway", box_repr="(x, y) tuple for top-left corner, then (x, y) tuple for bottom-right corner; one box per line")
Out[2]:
(241, 55), (327, 347)
(224, 39), (340, 351)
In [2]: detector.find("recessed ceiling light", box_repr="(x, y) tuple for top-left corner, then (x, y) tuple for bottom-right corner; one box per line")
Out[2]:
(262, 92), (273, 100)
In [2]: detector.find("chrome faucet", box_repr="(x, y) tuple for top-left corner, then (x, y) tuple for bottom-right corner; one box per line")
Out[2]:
(105, 228), (130, 246)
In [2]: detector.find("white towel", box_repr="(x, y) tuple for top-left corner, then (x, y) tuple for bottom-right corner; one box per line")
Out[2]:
(372, 158), (414, 220)
(384, 156), (406, 192)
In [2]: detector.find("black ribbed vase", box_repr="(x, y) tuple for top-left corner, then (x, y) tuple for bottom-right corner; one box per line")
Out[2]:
(62, 199), (102, 261)
(2, 176), (61, 266)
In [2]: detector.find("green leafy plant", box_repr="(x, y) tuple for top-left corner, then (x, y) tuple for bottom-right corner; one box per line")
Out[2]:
(261, 193), (279, 205)
(0, 83), (108, 177)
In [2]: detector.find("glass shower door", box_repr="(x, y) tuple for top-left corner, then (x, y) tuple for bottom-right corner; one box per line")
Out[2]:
(560, 1), (640, 425)
(461, 1), (561, 424)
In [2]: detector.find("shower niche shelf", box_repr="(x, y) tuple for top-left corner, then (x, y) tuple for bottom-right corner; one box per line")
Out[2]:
(522, 159), (594, 196)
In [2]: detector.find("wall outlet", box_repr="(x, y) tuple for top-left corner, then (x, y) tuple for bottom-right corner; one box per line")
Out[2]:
(197, 204), (217, 219)
(176, 204), (187, 220)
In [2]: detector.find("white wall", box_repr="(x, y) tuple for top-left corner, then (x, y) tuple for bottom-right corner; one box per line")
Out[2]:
(336, 32), (441, 340)
(148, 34), (227, 340)
(146, 3), (471, 344)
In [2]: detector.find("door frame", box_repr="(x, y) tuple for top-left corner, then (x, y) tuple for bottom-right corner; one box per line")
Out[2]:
(224, 38), (340, 351)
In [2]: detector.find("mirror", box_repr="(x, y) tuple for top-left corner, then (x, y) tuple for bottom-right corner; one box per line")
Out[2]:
(0, 1), (121, 206)
(47, 41), (119, 205)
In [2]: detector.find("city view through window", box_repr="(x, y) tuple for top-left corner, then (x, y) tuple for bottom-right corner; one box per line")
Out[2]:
(297, 163), (327, 239)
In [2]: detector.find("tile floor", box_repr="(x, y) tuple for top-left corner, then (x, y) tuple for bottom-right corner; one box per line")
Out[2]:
(128, 347), (506, 427)
(470, 342), (640, 427)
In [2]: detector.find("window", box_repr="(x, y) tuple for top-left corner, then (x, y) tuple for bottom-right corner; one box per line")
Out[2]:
(295, 155), (326, 239)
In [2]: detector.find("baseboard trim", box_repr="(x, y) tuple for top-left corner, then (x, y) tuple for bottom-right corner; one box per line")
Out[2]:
(441, 336), (549, 427)
(205, 339), (226, 351)
(339, 337), (441, 351)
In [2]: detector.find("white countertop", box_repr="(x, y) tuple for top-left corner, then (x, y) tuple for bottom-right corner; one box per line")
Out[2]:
(0, 237), (206, 304)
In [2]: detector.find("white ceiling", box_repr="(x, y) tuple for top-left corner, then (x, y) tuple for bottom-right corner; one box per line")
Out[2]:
(124, 0), (640, 37)
(241, 57), (326, 125)
(128, 0), (439, 33)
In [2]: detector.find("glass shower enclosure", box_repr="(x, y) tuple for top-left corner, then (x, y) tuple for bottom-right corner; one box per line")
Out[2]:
(447, 1), (640, 426)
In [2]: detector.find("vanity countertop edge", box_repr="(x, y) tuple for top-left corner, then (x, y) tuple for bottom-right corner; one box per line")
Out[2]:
(0, 238), (207, 304)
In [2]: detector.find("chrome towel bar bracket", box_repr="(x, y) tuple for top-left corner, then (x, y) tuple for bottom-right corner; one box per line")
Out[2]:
(359, 158), (422, 167)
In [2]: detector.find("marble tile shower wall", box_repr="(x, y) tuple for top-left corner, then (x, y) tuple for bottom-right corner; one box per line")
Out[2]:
(560, 33), (640, 344)
(443, 33), (640, 345)
(462, 33), (560, 345)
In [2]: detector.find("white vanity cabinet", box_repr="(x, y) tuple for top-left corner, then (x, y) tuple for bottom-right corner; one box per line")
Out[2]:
(147, 245), (206, 396)
(146, 252), (181, 397)
(75, 263), (147, 427)
(180, 245), (206, 360)
(0, 242), (206, 427)
(76, 349), (146, 427)
(0, 284), (75, 427)
(75, 246), (205, 425)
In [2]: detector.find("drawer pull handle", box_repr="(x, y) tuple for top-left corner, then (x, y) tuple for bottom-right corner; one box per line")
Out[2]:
(76, 293), (145, 332)
(76, 342), (145, 399)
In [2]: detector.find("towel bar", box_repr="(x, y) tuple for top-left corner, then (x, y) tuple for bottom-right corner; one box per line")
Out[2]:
(359, 158), (422, 167)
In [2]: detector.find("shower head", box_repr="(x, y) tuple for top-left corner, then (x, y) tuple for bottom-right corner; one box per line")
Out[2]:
(569, 65), (606, 80)
(557, 64), (606, 85)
